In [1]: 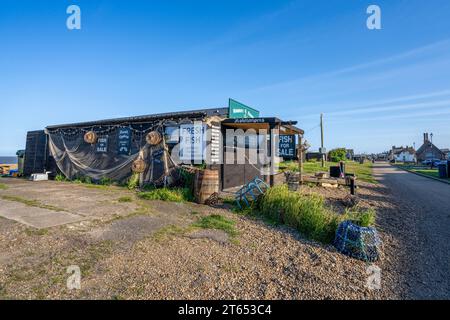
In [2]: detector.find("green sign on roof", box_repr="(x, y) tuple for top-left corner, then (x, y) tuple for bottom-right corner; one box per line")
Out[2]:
(228, 99), (260, 119)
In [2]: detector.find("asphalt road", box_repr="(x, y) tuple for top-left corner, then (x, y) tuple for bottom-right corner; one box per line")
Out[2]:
(373, 162), (450, 299)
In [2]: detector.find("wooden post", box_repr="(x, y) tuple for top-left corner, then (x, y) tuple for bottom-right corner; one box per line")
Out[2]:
(139, 148), (147, 189)
(320, 113), (325, 167)
(350, 177), (356, 195)
(298, 134), (303, 184)
(162, 139), (170, 183)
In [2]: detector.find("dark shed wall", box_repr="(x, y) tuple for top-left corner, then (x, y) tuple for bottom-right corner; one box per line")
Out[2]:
(24, 130), (48, 175)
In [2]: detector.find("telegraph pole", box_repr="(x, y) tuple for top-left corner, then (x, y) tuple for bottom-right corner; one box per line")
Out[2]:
(320, 113), (325, 167)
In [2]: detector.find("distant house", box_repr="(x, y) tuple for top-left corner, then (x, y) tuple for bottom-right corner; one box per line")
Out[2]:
(393, 147), (416, 163)
(306, 151), (324, 162)
(376, 152), (389, 161)
(416, 133), (446, 162)
(389, 147), (400, 161)
(389, 146), (413, 162)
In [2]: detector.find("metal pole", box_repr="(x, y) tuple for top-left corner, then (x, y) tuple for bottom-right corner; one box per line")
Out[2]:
(320, 113), (324, 167)
(298, 134), (303, 184)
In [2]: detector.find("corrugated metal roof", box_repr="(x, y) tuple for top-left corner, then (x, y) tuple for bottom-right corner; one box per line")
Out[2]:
(46, 107), (229, 129)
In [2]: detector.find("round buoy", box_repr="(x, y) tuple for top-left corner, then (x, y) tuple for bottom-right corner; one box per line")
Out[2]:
(131, 159), (146, 173)
(84, 131), (98, 144)
(146, 131), (162, 145)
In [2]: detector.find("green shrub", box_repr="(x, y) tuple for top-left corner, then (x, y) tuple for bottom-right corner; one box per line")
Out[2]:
(118, 196), (133, 203)
(344, 207), (376, 227)
(179, 168), (195, 189)
(83, 176), (93, 184)
(257, 185), (377, 243)
(55, 174), (67, 182)
(193, 214), (238, 237)
(127, 173), (140, 190)
(278, 161), (299, 172)
(258, 185), (342, 243)
(138, 187), (193, 202)
(99, 177), (112, 186)
(328, 148), (347, 162)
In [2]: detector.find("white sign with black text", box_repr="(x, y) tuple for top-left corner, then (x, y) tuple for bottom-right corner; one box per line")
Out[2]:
(179, 122), (206, 162)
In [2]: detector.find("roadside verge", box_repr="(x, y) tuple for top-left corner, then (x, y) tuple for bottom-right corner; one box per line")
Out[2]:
(392, 164), (450, 185)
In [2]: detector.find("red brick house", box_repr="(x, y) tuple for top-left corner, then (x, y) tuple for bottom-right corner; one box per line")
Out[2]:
(416, 133), (446, 162)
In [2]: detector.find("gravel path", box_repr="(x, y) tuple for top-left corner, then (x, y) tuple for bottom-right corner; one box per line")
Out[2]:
(4, 169), (443, 299)
(373, 162), (450, 299)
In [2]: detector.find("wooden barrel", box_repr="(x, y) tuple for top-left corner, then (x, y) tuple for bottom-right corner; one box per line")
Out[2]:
(194, 169), (219, 204)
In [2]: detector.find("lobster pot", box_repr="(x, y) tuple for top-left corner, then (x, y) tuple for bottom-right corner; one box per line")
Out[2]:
(194, 169), (219, 204)
(285, 172), (300, 191)
(334, 220), (381, 262)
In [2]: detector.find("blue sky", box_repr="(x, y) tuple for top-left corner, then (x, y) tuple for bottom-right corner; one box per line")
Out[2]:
(1, 0), (450, 155)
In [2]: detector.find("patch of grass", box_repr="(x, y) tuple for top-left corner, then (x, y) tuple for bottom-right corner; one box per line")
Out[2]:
(0, 183), (8, 190)
(138, 187), (193, 202)
(280, 160), (376, 184)
(99, 177), (113, 186)
(395, 164), (449, 181)
(193, 214), (238, 238)
(152, 224), (189, 242)
(25, 228), (49, 236)
(7, 267), (36, 282)
(108, 202), (153, 222)
(411, 169), (440, 178)
(83, 176), (93, 184)
(72, 176), (93, 184)
(222, 197), (237, 206)
(258, 185), (340, 243)
(84, 184), (111, 190)
(256, 185), (376, 243)
(74, 240), (114, 276)
(35, 240), (114, 281)
(118, 196), (132, 203)
(127, 173), (140, 190)
(1, 195), (66, 212)
(344, 207), (376, 227)
(55, 174), (67, 182)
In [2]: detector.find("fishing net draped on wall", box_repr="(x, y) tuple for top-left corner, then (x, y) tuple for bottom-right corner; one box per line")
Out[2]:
(45, 124), (178, 184)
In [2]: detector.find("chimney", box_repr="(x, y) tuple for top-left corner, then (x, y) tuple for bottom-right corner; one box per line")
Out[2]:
(424, 133), (428, 143)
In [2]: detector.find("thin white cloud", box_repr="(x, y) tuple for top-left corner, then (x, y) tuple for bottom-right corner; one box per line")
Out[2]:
(298, 89), (450, 119)
(324, 98), (450, 117)
(328, 108), (450, 123)
(249, 39), (450, 93)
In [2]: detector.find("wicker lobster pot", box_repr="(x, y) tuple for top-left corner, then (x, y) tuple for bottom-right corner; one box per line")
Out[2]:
(131, 159), (146, 173)
(84, 131), (98, 144)
(146, 131), (162, 145)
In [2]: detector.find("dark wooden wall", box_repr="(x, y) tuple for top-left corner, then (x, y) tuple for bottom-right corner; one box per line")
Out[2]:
(23, 130), (48, 176)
